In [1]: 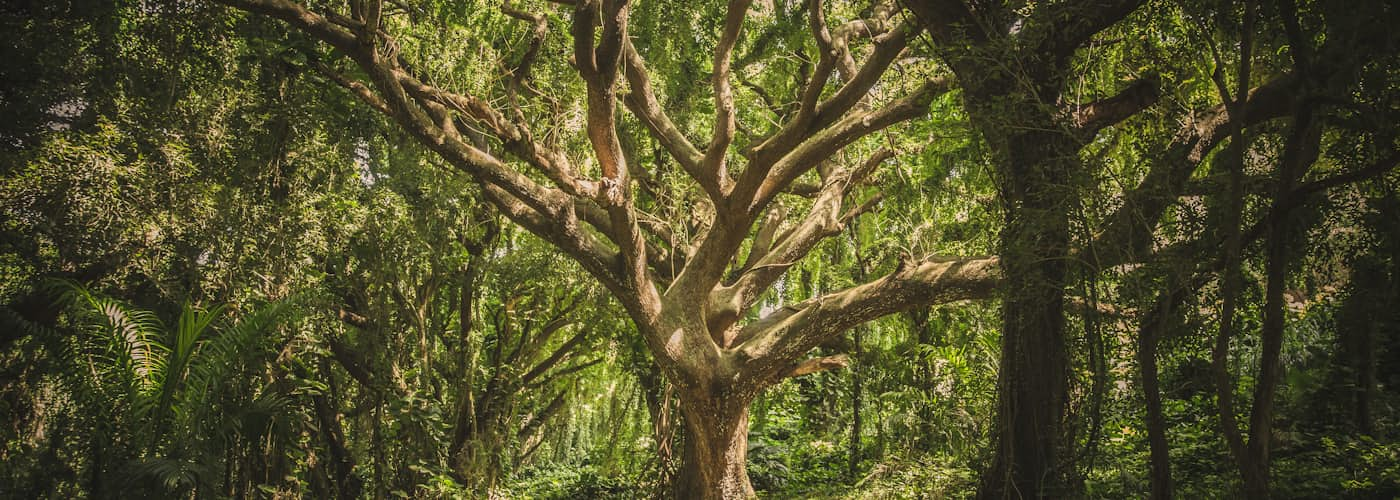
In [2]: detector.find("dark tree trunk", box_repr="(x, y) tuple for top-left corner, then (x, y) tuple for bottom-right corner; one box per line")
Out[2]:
(980, 226), (1070, 499)
(1138, 291), (1178, 500)
(976, 126), (1077, 499)
(1240, 93), (1320, 500)
(1353, 323), (1377, 434)
(1338, 270), (1381, 434)
(311, 390), (361, 500)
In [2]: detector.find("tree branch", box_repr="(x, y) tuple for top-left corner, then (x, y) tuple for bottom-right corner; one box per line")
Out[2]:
(621, 41), (715, 200)
(750, 78), (950, 214)
(1088, 74), (1296, 270)
(521, 326), (592, 385)
(781, 354), (849, 378)
(735, 256), (1000, 383)
(747, 0), (906, 169)
(1072, 75), (1159, 137)
(1027, 0), (1146, 64)
(525, 357), (605, 389)
(717, 150), (892, 326)
(703, 0), (755, 192)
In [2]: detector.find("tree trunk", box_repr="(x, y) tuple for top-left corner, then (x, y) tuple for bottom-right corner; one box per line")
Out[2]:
(1241, 79), (1320, 500)
(1138, 291), (1177, 500)
(977, 129), (1075, 499)
(980, 248), (1069, 499)
(673, 394), (755, 499)
(849, 326), (864, 481)
(1338, 274), (1380, 434)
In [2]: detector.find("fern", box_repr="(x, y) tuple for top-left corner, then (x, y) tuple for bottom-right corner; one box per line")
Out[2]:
(36, 280), (299, 496)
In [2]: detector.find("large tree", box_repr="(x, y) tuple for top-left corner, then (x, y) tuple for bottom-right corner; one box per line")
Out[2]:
(210, 0), (1000, 496)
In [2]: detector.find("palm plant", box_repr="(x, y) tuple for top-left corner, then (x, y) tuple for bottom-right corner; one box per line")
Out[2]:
(47, 281), (294, 496)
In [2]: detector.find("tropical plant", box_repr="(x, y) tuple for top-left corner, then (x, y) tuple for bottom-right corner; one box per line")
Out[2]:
(45, 281), (293, 497)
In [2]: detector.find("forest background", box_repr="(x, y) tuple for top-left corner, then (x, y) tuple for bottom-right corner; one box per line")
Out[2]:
(2, 0), (1399, 498)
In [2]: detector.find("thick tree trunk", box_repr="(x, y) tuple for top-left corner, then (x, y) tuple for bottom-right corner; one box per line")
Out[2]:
(673, 394), (756, 499)
(980, 234), (1070, 499)
(977, 128), (1076, 499)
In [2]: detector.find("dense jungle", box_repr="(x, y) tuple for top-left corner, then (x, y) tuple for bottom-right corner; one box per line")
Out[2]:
(2, 0), (1399, 498)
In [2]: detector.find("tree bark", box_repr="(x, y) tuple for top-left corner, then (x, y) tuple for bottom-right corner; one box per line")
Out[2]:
(673, 394), (756, 499)
(849, 325), (863, 481)
(971, 114), (1078, 499)
(640, 363), (679, 492)
(980, 206), (1071, 499)
(1138, 291), (1179, 500)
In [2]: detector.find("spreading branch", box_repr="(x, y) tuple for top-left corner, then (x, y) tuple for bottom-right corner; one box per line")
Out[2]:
(703, 0), (756, 191)
(736, 256), (1000, 383)
(1072, 75), (1160, 137)
(781, 354), (850, 378)
(1089, 74), (1297, 270)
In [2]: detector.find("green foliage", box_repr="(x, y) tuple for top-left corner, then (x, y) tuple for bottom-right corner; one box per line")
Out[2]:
(29, 281), (295, 496)
(505, 463), (643, 499)
(2, 0), (1399, 498)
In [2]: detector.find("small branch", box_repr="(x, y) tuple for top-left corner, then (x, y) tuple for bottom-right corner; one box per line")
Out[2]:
(748, 1), (906, 168)
(621, 41), (714, 199)
(500, 1), (550, 104)
(525, 357), (606, 389)
(517, 391), (569, 440)
(310, 61), (391, 114)
(1028, 0), (1146, 64)
(1289, 150), (1400, 202)
(335, 306), (373, 330)
(753, 82), (944, 214)
(521, 326), (592, 385)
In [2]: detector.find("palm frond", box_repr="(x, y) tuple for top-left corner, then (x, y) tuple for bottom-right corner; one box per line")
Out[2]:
(184, 300), (292, 404)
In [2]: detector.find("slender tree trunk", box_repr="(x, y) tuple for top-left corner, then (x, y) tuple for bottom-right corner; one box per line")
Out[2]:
(1335, 264), (1384, 434)
(87, 428), (104, 499)
(1345, 313), (1378, 434)
(847, 245), (868, 481)
(312, 393), (361, 500)
(1242, 84), (1320, 500)
(849, 325), (864, 481)
(1139, 291), (1178, 500)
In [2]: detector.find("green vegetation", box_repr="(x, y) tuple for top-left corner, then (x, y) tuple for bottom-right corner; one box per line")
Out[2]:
(2, 0), (1398, 498)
